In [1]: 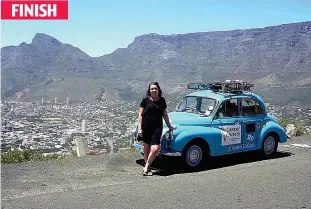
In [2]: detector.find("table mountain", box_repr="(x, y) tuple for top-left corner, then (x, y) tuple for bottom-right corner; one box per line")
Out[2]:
(2, 21), (311, 104)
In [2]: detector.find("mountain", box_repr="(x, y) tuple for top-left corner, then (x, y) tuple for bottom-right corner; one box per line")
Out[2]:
(1, 21), (311, 105)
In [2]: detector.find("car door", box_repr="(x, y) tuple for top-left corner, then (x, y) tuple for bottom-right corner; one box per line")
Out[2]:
(212, 98), (243, 155)
(239, 97), (265, 151)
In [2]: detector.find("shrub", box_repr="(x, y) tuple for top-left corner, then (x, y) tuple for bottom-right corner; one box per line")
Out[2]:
(295, 123), (305, 136)
(1, 150), (69, 164)
(278, 118), (305, 137)
(278, 118), (290, 130)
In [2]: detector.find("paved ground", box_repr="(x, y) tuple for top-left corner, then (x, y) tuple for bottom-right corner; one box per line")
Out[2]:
(1, 136), (311, 209)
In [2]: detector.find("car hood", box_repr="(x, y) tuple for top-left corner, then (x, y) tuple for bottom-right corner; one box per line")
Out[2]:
(167, 111), (212, 127)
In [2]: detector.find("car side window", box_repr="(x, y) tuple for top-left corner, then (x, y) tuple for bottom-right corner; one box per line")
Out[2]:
(241, 98), (264, 116)
(216, 99), (238, 118)
(176, 98), (186, 111)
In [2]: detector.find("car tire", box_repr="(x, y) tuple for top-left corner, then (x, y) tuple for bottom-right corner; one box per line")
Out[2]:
(183, 141), (207, 169)
(261, 134), (278, 157)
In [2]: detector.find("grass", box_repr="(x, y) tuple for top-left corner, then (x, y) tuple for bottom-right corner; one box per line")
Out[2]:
(1, 150), (72, 164)
(125, 147), (137, 153)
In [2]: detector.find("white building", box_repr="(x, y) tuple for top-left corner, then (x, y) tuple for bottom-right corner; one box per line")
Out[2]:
(82, 120), (87, 132)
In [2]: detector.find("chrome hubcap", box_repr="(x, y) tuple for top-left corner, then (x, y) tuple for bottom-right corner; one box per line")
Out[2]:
(264, 136), (275, 154)
(186, 145), (202, 167)
(190, 150), (199, 161)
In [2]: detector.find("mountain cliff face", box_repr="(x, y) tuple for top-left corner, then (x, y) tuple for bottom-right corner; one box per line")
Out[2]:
(2, 21), (311, 104)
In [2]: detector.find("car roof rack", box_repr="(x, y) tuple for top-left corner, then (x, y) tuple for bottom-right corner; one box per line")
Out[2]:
(187, 80), (254, 93)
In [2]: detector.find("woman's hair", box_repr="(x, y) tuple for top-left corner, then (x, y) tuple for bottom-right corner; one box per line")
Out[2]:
(146, 81), (162, 97)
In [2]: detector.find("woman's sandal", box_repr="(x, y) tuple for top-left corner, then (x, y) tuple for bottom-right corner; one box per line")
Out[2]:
(142, 169), (153, 176)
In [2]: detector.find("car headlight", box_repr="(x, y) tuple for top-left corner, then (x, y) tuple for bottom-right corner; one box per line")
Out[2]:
(164, 131), (173, 140)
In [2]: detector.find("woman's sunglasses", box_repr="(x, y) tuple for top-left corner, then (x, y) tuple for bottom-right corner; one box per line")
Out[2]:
(149, 82), (159, 85)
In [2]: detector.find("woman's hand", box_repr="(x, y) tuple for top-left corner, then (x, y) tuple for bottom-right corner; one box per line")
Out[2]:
(138, 128), (143, 137)
(168, 125), (174, 131)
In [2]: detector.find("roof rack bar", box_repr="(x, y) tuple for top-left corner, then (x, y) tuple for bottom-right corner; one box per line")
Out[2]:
(187, 80), (254, 93)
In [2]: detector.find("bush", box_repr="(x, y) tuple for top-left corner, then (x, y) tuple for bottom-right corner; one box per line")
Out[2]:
(278, 118), (305, 137)
(70, 150), (77, 156)
(0, 150), (68, 164)
(278, 118), (290, 130)
(295, 124), (305, 136)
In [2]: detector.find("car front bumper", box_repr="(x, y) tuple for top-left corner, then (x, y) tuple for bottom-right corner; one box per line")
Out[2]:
(134, 141), (182, 157)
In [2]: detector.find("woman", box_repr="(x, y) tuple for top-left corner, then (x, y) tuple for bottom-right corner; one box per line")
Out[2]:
(138, 82), (173, 176)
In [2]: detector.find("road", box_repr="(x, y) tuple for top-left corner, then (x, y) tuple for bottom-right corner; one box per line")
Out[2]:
(1, 136), (311, 209)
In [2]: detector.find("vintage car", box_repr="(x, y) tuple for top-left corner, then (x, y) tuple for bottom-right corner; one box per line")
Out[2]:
(132, 80), (287, 168)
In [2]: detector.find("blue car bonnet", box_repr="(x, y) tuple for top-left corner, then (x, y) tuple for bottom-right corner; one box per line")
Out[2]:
(167, 112), (212, 126)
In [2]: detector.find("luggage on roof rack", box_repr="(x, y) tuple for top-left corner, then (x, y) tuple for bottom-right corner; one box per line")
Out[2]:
(187, 80), (254, 93)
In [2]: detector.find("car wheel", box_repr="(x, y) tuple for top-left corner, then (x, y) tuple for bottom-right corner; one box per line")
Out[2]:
(184, 143), (205, 168)
(261, 134), (278, 157)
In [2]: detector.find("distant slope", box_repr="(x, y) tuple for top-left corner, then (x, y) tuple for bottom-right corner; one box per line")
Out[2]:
(1, 21), (311, 104)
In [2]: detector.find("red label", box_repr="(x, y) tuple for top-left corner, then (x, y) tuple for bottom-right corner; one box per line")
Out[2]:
(1, 0), (68, 20)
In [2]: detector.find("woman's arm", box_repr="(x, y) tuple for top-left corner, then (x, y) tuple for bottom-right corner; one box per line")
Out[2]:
(163, 108), (173, 130)
(138, 107), (144, 135)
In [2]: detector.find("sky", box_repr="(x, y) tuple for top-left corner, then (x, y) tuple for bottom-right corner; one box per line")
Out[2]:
(1, 0), (311, 57)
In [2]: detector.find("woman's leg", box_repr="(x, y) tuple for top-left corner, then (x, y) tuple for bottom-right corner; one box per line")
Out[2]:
(144, 128), (162, 171)
(143, 143), (151, 165)
(144, 144), (159, 171)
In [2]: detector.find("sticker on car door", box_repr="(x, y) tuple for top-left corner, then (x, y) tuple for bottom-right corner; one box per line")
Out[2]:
(220, 125), (242, 146)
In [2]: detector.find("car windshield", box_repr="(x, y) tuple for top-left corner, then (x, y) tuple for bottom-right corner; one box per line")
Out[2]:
(176, 96), (217, 116)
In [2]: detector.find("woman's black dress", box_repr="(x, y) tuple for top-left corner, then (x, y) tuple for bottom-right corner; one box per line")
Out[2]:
(139, 97), (167, 145)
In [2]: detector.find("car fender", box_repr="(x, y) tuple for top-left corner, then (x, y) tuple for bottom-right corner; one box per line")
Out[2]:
(172, 126), (222, 156)
(260, 121), (287, 145)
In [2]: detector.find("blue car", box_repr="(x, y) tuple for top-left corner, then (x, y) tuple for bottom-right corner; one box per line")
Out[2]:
(133, 80), (287, 168)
